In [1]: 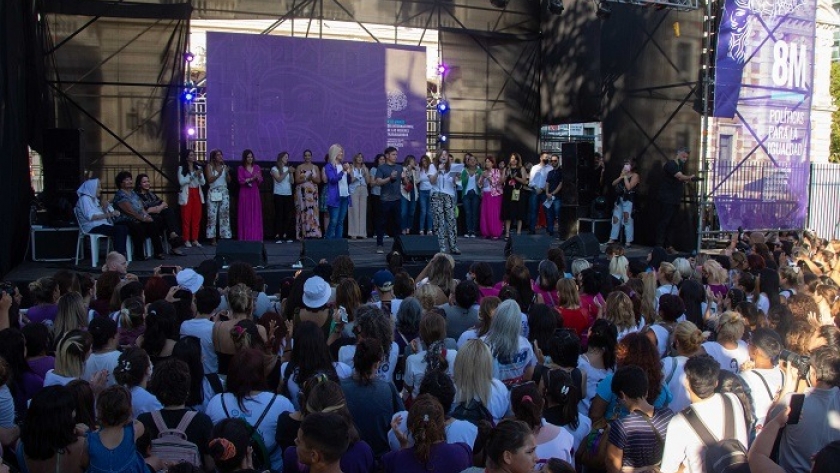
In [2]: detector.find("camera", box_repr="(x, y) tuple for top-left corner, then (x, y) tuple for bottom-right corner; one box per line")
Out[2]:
(0, 282), (15, 296)
(780, 349), (811, 379)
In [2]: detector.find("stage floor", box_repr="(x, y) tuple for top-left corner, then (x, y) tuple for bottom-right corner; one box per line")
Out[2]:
(7, 235), (657, 289)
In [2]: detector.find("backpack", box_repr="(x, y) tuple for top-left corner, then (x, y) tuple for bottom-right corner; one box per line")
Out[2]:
(149, 410), (201, 467)
(683, 394), (751, 473)
(451, 398), (494, 427)
(221, 394), (277, 470)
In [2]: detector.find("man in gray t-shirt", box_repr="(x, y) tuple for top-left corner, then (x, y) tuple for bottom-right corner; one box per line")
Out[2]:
(373, 147), (403, 251)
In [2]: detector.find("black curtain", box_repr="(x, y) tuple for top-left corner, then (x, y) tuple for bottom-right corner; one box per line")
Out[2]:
(0, 0), (46, 277)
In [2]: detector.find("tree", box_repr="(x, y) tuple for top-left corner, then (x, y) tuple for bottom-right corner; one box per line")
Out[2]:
(831, 62), (840, 163)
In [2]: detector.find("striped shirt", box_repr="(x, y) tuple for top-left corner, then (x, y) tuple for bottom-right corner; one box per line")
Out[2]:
(609, 407), (675, 468)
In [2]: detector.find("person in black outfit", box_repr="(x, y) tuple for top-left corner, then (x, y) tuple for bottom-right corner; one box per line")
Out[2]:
(655, 147), (696, 250)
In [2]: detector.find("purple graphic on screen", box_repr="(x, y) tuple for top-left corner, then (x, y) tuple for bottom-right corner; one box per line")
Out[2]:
(710, 0), (816, 231)
(206, 33), (427, 163)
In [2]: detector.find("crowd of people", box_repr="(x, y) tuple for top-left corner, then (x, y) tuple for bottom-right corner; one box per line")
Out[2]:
(75, 147), (587, 261)
(0, 227), (839, 473)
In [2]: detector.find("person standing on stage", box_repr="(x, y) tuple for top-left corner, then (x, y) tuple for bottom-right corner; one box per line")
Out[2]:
(656, 147), (695, 251)
(178, 149), (206, 248)
(205, 149), (231, 245)
(502, 153), (529, 239)
(324, 144), (351, 239)
(347, 152), (370, 239)
(417, 154), (435, 236)
(271, 151), (295, 243)
(460, 152), (482, 239)
(237, 149), (264, 241)
(400, 155), (418, 235)
(295, 149), (322, 240)
(544, 154), (563, 237)
(607, 158), (640, 248)
(591, 152), (606, 199)
(478, 155), (504, 239)
(430, 149), (460, 255)
(528, 152), (553, 234)
(373, 147), (403, 254)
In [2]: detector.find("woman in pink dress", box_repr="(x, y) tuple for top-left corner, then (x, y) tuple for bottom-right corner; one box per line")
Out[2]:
(478, 155), (504, 239)
(237, 149), (264, 241)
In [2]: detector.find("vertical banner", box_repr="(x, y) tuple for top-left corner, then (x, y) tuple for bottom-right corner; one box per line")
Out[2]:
(206, 33), (426, 163)
(710, 0), (817, 230)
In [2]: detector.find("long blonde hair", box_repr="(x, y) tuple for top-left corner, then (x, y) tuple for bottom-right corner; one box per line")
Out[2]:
(54, 292), (88, 338)
(658, 262), (681, 286)
(556, 279), (580, 308)
(605, 291), (636, 332)
(703, 259), (727, 285)
(609, 256), (630, 283)
(453, 339), (493, 407)
(55, 330), (92, 379)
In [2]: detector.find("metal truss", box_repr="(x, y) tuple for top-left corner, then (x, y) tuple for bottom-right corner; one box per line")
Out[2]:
(604, 0), (701, 11)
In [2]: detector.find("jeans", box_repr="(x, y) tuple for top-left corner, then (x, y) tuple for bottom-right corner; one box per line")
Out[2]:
(377, 199), (400, 246)
(326, 197), (349, 239)
(418, 189), (433, 233)
(545, 196), (562, 236)
(463, 190), (480, 234)
(401, 196), (416, 232)
(529, 190), (546, 232)
(610, 199), (634, 243)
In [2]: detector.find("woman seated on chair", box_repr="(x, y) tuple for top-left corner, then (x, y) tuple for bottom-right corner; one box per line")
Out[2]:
(134, 174), (185, 256)
(75, 178), (130, 258)
(111, 171), (166, 261)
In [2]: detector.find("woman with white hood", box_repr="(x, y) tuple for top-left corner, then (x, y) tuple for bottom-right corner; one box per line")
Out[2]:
(75, 178), (130, 258)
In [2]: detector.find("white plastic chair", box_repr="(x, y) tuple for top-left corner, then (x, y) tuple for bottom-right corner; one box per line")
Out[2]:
(74, 208), (133, 267)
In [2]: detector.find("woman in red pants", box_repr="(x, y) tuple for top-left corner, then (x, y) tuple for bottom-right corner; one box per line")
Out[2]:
(178, 149), (206, 247)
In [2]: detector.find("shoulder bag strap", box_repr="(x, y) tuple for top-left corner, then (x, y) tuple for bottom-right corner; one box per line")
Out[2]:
(722, 393), (735, 440)
(221, 394), (231, 418)
(665, 357), (678, 385)
(253, 395), (278, 430)
(682, 406), (718, 447)
(633, 410), (664, 446)
(175, 410), (198, 434)
(150, 410), (168, 434)
(753, 370), (776, 401)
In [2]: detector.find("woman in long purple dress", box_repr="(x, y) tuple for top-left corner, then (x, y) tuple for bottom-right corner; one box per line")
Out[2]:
(237, 149), (264, 241)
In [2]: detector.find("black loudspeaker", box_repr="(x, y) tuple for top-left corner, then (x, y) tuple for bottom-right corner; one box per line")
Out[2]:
(561, 141), (595, 206)
(42, 129), (84, 195)
(504, 235), (556, 260)
(216, 240), (267, 267)
(301, 239), (349, 267)
(559, 233), (601, 259)
(393, 235), (439, 261)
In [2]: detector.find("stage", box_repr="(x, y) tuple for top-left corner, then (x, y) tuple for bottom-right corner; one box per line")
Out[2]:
(6, 234), (659, 293)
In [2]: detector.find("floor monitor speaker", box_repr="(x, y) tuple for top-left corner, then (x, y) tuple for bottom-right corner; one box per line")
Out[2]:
(559, 233), (601, 259)
(393, 235), (439, 261)
(216, 240), (267, 267)
(504, 234), (556, 260)
(301, 239), (349, 267)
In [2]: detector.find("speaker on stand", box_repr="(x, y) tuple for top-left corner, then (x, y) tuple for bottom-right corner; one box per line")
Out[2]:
(559, 233), (601, 259)
(301, 239), (350, 267)
(393, 235), (439, 262)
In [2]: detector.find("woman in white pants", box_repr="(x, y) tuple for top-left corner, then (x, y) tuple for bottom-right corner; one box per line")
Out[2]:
(429, 150), (460, 255)
(347, 152), (370, 239)
(607, 158), (639, 248)
(204, 149), (232, 245)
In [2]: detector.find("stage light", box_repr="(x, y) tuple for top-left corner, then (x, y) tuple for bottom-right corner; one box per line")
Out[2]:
(438, 134), (448, 143)
(436, 100), (450, 115)
(186, 127), (196, 137)
(437, 64), (448, 75)
(596, 1), (612, 19)
(182, 90), (195, 103)
(184, 52), (195, 63)
(548, 0), (565, 15)
(490, 0), (510, 7)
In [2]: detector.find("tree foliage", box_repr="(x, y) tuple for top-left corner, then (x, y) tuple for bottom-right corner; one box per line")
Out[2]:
(831, 62), (840, 163)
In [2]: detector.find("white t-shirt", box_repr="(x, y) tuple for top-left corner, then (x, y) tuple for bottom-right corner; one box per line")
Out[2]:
(271, 166), (293, 196)
(482, 335), (536, 383)
(577, 354), (612, 415)
(83, 350), (121, 387)
(561, 414), (592, 454)
(205, 391), (294, 471)
(130, 386), (163, 417)
(660, 393), (749, 473)
(43, 370), (77, 387)
(339, 342), (400, 383)
(655, 284), (678, 313)
(0, 386), (15, 427)
(417, 166), (434, 191)
(747, 293), (770, 315)
(432, 165), (458, 197)
(739, 367), (784, 429)
(701, 340), (750, 373)
(279, 361), (352, 410)
(457, 329), (479, 349)
(387, 411), (478, 452)
(661, 356), (691, 413)
(180, 318), (219, 374)
(403, 349), (458, 397)
(535, 419), (574, 465)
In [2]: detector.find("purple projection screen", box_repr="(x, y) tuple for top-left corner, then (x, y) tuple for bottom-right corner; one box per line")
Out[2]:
(206, 33), (427, 163)
(709, 0), (817, 230)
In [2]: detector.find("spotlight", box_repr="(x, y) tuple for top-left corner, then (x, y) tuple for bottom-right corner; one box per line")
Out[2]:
(436, 100), (450, 115)
(548, 0), (565, 14)
(490, 0), (510, 7)
(184, 51), (195, 63)
(182, 90), (195, 102)
(596, 1), (612, 19)
(186, 127), (196, 137)
(438, 134), (448, 143)
(437, 64), (448, 76)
